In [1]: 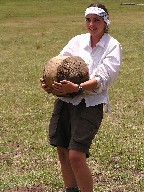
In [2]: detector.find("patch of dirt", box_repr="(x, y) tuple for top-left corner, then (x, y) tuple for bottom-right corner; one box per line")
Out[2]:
(4, 184), (46, 192)
(0, 153), (8, 163)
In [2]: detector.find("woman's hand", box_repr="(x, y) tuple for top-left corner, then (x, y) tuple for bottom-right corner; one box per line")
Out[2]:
(52, 80), (78, 96)
(40, 78), (78, 96)
(40, 78), (52, 94)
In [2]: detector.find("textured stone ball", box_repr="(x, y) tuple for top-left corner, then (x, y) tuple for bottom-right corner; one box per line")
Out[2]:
(43, 56), (89, 97)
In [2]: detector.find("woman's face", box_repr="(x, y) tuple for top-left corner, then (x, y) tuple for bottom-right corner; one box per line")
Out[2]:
(85, 14), (107, 37)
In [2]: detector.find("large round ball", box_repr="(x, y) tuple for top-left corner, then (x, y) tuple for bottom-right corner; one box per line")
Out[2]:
(43, 56), (89, 97)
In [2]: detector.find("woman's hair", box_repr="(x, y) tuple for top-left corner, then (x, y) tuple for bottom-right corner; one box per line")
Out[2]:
(87, 3), (109, 33)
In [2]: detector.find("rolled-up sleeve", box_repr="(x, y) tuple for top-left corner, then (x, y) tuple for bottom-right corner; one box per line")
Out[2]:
(94, 43), (122, 93)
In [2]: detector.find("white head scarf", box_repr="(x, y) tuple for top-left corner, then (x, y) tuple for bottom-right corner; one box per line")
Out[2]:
(85, 7), (110, 25)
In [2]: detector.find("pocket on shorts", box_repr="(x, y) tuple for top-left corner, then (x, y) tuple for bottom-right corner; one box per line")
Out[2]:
(48, 99), (63, 137)
(81, 104), (103, 129)
(73, 104), (103, 145)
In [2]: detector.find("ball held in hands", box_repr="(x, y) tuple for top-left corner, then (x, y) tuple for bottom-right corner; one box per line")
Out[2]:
(43, 56), (89, 97)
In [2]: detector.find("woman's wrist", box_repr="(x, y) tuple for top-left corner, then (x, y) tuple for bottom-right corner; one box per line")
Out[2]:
(77, 84), (83, 93)
(77, 79), (98, 92)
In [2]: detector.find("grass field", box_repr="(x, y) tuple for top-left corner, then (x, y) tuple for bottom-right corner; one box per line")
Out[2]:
(0, 0), (144, 191)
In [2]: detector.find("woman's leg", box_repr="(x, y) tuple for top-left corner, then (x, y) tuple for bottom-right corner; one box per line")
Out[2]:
(69, 150), (93, 192)
(57, 147), (78, 188)
(58, 146), (93, 192)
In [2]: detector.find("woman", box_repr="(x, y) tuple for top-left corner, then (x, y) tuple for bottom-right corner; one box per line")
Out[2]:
(40, 3), (122, 192)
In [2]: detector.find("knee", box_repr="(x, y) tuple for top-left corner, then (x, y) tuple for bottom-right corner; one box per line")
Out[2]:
(69, 150), (86, 167)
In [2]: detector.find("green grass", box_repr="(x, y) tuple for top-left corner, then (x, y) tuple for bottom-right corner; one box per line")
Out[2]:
(0, 0), (144, 191)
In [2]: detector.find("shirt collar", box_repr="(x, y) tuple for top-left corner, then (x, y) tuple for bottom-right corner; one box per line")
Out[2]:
(83, 33), (109, 49)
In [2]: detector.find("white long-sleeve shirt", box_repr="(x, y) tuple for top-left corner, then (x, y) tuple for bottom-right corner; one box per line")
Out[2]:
(58, 33), (122, 109)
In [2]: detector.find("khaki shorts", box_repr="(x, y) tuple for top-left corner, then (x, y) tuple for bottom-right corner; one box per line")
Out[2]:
(48, 99), (103, 157)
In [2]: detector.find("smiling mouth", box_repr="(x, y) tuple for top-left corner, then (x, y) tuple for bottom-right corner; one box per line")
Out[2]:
(89, 28), (97, 31)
